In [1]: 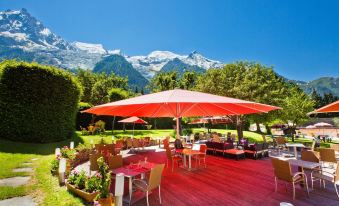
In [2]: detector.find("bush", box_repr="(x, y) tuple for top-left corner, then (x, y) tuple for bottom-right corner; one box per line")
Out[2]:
(0, 60), (81, 142)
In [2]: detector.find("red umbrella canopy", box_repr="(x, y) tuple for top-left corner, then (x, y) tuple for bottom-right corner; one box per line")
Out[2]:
(313, 100), (339, 113)
(83, 89), (281, 117)
(118, 116), (148, 124)
(188, 118), (209, 124)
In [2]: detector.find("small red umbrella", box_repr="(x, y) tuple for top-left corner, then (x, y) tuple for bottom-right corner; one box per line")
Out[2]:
(84, 89), (281, 137)
(118, 116), (148, 136)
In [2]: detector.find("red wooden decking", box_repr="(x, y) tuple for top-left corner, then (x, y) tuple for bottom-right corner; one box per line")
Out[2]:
(121, 149), (338, 206)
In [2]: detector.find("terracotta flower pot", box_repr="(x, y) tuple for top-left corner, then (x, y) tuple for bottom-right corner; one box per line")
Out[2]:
(66, 182), (99, 203)
(98, 194), (114, 206)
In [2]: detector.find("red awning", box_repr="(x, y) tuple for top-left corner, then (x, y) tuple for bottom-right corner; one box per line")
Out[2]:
(313, 100), (339, 113)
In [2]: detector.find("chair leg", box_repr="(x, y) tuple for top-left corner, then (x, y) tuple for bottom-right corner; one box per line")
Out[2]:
(166, 159), (168, 168)
(275, 177), (278, 192)
(304, 175), (309, 197)
(334, 183), (339, 199)
(159, 185), (162, 204)
(204, 158), (206, 168)
(146, 191), (149, 206)
(292, 182), (295, 200)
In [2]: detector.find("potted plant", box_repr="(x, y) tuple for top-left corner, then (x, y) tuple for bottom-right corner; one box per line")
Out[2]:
(66, 170), (100, 202)
(50, 155), (60, 175)
(96, 157), (113, 206)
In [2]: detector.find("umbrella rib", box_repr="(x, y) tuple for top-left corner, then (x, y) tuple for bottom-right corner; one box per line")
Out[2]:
(149, 103), (165, 117)
(208, 103), (238, 115)
(231, 103), (271, 113)
(123, 104), (150, 117)
(179, 103), (198, 117)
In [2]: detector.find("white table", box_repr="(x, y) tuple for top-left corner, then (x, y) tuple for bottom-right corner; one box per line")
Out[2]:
(285, 143), (305, 159)
(176, 149), (203, 171)
(288, 159), (321, 170)
(112, 162), (155, 205)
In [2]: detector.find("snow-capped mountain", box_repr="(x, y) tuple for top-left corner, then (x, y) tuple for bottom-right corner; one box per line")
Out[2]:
(126, 50), (223, 79)
(0, 8), (224, 82)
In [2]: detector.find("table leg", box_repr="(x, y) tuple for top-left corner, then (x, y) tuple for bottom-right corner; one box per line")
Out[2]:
(129, 177), (132, 206)
(294, 147), (297, 159)
(189, 155), (192, 169)
(183, 154), (187, 167)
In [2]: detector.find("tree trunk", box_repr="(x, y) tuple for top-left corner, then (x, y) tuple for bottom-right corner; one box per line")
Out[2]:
(236, 116), (244, 141)
(265, 124), (272, 135)
(256, 122), (261, 133)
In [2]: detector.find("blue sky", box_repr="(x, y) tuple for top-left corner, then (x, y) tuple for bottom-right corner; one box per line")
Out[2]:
(1, 0), (339, 81)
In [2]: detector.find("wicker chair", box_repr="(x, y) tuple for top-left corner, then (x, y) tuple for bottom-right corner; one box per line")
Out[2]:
(115, 140), (124, 154)
(165, 147), (182, 172)
(89, 153), (102, 175)
(126, 138), (133, 149)
(330, 143), (339, 151)
(132, 164), (165, 206)
(301, 150), (322, 189)
(271, 158), (309, 199)
(107, 155), (123, 170)
(311, 163), (339, 198)
(276, 137), (287, 155)
(319, 148), (337, 164)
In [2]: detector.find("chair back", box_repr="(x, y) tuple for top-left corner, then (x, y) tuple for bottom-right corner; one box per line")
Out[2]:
(115, 140), (124, 148)
(106, 144), (115, 155)
(108, 155), (123, 170)
(163, 138), (170, 149)
(271, 158), (292, 182)
(330, 143), (339, 151)
(89, 153), (102, 171)
(126, 138), (133, 148)
(132, 138), (140, 148)
(319, 148), (337, 163)
(199, 144), (207, 154)
(148, 164), (165, 191)
(276, 137), (286, 145)
(301, 150), (320, 163)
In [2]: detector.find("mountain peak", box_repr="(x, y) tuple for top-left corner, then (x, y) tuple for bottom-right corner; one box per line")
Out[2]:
(0, 8), (73, 51)
(147, 50), (179, 59)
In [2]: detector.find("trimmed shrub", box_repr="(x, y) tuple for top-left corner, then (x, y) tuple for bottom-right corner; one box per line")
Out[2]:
(0, 60), (81, 143)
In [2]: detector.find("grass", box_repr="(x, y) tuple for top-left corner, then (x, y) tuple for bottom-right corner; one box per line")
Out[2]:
(0, 128), (334, 205)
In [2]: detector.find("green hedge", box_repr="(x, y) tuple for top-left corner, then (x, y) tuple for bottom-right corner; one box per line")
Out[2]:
(0, 60), (82, 143)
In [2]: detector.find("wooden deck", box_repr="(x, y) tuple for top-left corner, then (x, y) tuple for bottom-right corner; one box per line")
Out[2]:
(120, 148), (338, 206)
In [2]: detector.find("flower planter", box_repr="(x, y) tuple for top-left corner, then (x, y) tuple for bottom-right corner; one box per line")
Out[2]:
(98, 194), (114, 206)
(66, 182), (99, 202)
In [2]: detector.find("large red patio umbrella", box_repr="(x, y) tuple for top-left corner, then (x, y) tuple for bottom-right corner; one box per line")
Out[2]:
(83, 89), (281, 137)
(118, 116), (148, 136)
(313, 100), (339, 113)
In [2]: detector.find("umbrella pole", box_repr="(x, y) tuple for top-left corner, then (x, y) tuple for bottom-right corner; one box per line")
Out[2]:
(176, 118), (180, 138)
(112, 116), (116, 135)
(133, 122), (135, 137)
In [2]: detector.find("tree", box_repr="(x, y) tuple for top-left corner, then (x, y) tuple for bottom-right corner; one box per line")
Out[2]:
(91, 73), (128, 105)
(76, 68), (101, 103)
(109, 88), (129, 102)
(311, 89), (322, 108)
(195, 61), (288, 138)
(279, 85), (315, 135)
(148, 71), (178, 92)
(322, 92), (338, 107)
(179, 71), (199, 90)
